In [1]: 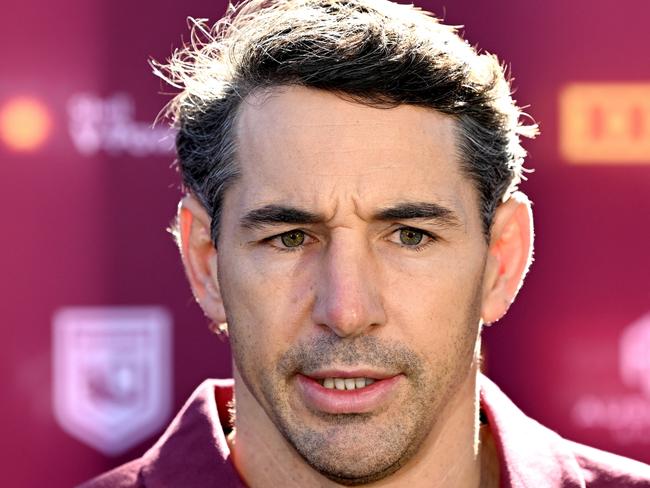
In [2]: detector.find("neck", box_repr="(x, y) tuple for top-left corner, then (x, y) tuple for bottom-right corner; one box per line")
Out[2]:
(228, 366), (496, 488)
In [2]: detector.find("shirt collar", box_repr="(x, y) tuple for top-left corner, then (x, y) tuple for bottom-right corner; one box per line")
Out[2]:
(139, 375), (586, 487)
(139, 378), (246, 487)
(479, 374), (585, 487)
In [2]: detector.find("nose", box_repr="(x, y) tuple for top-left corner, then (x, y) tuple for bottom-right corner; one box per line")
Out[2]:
(311, 235), (386, 338)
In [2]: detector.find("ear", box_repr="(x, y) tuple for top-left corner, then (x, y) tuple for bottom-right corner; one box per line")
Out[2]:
(177, 194), (227, 326)
(481, 191), (534, 324)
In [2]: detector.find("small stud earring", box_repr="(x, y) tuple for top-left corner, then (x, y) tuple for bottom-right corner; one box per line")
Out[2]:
(208, 321), (228, 335)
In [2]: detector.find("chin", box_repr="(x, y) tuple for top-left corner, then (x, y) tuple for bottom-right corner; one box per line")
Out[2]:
(318, 461), (405, 486)
(277, 409), (430, 486)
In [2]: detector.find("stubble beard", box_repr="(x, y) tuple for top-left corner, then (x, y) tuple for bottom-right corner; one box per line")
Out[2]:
(233, 327), (479, 486)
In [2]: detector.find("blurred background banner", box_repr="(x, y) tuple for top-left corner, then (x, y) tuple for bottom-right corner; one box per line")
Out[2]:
(52, 306), (172, 456)
(0, 0), (648, 486)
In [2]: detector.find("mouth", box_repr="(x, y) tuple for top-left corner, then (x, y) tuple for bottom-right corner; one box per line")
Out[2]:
(295, 371), (404, 415)
(316, 377), (376, 390)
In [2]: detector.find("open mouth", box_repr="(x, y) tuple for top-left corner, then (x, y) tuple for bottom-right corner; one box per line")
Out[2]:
(296, 373), (403, 414)
(316, 377), (376, 390)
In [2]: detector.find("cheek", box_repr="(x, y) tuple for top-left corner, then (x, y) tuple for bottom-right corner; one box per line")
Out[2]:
(218, 250), (309, 369)
(384, 248), (485, 368)
(388, 248), (485, 324)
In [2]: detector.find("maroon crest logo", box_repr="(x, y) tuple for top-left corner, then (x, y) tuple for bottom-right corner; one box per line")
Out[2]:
(53, 307), (172, 455)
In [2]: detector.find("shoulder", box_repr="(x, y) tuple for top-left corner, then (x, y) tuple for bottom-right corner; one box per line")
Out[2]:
(77, 458), (144, 488)
(566, 440), (650, 487)
(479, 375), (650, 487)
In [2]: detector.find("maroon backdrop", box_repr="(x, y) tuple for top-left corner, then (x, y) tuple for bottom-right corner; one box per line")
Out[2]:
(1, 1), (648, 486)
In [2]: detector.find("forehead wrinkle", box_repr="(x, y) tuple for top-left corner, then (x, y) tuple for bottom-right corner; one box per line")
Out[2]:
(300, 149), (409, 177)
(312, 185), (364, 227)
(234, 87), (479, 235)
(317, 194), (374, 229)
(241, 177), (470, 229)
(308, 194), (384, 228)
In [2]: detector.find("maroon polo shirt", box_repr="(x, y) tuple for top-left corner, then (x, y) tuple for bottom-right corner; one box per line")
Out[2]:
(80, 375), (650, 487)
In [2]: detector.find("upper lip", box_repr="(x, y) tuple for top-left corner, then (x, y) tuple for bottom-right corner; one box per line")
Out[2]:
(301, 369), (400, 380)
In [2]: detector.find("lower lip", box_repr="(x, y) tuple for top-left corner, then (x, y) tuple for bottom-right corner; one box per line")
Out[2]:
(295, 374), (403, 414)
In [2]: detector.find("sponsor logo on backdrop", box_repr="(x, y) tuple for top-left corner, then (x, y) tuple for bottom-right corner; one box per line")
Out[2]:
(560, 83), (650, 164)
(53, 306), (172, 456)
(572, 312), (650, 444)
(67, 93), (174, 156)
(0, 96), (52, 152)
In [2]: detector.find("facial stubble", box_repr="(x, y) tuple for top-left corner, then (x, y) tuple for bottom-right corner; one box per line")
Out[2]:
(231, 316), (480, 486)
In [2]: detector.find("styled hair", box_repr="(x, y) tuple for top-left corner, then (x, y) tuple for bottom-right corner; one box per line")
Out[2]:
(154, 0), (538, 244)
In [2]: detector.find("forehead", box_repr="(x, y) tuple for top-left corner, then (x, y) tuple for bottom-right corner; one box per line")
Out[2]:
(231, 86), (477, 223)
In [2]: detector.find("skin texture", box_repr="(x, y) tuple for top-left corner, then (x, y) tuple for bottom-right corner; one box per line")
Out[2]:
(179, 86), (533, 487)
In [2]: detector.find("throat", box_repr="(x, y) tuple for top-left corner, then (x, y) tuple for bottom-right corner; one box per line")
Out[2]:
(479, 424), (500, 488)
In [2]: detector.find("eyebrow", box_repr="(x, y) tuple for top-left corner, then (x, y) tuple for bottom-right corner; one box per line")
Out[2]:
(240, 201), (461, 229)
(373, 202), (461, 227)
(240, 205), (323, 229)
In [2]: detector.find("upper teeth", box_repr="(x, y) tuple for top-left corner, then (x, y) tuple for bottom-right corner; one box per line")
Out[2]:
(321, 377), (376, 390)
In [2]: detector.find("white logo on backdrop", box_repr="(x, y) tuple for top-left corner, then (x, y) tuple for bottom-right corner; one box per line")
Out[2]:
(572, 312), (650, 444)
(67, 93), (174, 156)
(53, 306), (173, 456)
(620, 313), (650, 398)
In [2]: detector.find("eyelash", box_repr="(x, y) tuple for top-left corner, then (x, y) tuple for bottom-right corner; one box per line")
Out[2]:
(263, 230), (313, 253)
(264, 227), (438, 253)
(396, 227), (438, 252)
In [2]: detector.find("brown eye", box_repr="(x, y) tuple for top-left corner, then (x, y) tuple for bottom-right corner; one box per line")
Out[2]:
(280, 230), (305, 247)
(399, 228), (423, 246)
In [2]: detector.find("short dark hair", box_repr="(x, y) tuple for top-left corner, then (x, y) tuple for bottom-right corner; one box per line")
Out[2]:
(155, 0), (537, 244)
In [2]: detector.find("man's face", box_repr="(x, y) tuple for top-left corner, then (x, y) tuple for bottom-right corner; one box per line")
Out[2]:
(216, 86), (489, 483)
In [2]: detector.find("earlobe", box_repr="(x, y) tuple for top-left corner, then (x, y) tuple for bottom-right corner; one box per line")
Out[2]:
(178, 195), (228, 326)
(481, 192), (534, 324)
